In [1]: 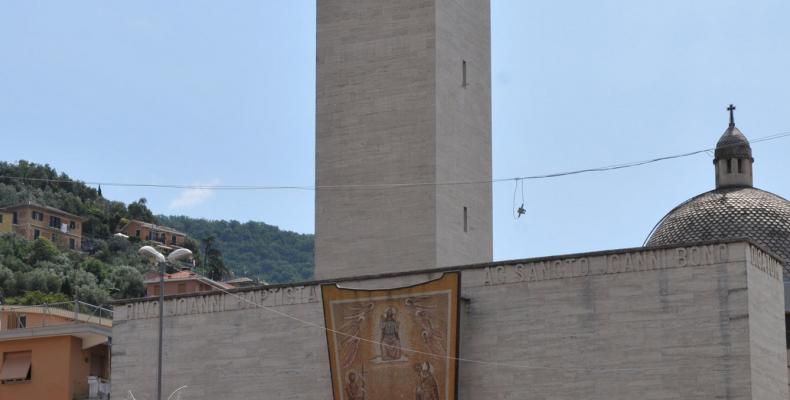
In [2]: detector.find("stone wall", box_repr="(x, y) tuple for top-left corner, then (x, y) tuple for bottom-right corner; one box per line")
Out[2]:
(112, 242), (788, 399)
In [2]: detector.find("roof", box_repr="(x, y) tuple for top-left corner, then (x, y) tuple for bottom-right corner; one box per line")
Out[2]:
(122, 220), (186, 236)
(0, 202), (83, 220)
(143, 270), (233, 290)
(714, 125), (752, 160)
(226, 277), (254, 283)
(646, 187), (790, 266)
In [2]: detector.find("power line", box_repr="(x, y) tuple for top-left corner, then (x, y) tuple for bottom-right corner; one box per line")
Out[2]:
(2, 130), (788, 191)
(208, 281), (676, 373)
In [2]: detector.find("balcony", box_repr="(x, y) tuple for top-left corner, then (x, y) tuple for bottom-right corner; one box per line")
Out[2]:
(0, 301), (112, 346)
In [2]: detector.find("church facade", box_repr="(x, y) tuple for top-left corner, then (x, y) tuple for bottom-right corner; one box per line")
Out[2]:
(112, 241), (786, 399)
(112, 0), (790, 399)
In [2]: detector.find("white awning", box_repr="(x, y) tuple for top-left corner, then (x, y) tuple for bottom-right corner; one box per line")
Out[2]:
(0, 351), (31, 381)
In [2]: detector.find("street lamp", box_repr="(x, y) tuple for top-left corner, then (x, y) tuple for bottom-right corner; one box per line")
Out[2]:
(137, 245), (192, 400)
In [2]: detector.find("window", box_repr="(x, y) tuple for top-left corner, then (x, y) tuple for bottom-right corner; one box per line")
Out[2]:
(177, 283), (187, 294)
(18, 315), (26, 328)
(0, 351), (32, 383)
(31, 211), (43, 221)
(0, 214), (3, 223)
(171, 235), (177, 245)
(135, 229), (141, 237)
(727, 159), (733, 173)
(12, 212), (17, 224)
(463, 207), (468, 233)
(786, 314), (790, 349)
(33, 229), (40, 239)
(69, 238), (76, 250)
(462, 60), (468, 88)
(49, 216), (61, 228)
(69, 221), (76, 230)
(737, 159), (743, 173)
(51, 233), (56, 241)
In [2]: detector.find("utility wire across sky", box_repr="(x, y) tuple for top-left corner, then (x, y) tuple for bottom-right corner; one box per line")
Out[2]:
(2, 130), (789, 191)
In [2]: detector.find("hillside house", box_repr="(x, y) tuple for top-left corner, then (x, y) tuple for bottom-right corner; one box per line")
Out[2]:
(119, 220), (186, 247)
(0, 203), (83, 250)
(143, 270), (233, 297)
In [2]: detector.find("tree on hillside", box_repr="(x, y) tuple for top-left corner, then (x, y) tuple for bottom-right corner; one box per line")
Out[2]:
(127, 198), (156, 223)
(28, 238), (59, 264)
(108, 266), (146, 299)
(202, 236), (230, 281)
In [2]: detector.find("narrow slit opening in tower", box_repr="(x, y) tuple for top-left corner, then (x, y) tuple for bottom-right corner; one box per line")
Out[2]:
(463, 207), (468, 233)
(462, 60), (467, 88)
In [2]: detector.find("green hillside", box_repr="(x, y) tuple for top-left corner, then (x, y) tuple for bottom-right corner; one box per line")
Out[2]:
(157, 216), (313, 283)
(0, 161), (314, 306)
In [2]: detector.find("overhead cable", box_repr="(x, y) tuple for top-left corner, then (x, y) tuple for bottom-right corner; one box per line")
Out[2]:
(1, 130), (788, 191)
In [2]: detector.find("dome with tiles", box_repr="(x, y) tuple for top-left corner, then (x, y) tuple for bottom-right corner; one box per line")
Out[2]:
(646, 106), (790, 266)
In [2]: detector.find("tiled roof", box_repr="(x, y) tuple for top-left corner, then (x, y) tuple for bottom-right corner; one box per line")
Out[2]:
(0, 202), (83, 220)
(125, 220), (186, 236)
(143, 270), (233, 290)
(647, 187), (790, 266)
(714, 125), (752, 160)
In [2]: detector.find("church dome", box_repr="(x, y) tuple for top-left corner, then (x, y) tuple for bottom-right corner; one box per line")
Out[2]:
(646, 187), (790, 264)
(646, 105), (790, 266)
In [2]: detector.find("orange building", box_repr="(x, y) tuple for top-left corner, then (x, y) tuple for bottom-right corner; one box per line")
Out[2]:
(119, 220), (187, 247)
(1, 202), (83, 250)
(144, 270), (233, 297)
(0, 302), (111, 400)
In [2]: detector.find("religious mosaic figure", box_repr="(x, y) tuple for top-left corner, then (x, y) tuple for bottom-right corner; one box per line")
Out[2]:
(344, 370), (366, 400)
(414, 362), (439, 400)
(323, 273), (460, 400)
(380, 307), (402, 360)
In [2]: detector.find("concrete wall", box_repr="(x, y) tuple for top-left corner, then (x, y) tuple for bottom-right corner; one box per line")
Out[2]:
(314, 0), (492, 279)
(747, 246), (788, 399)
(112, 242), (788, 399)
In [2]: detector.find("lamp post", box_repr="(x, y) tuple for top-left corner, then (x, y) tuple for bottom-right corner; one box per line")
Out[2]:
(137, 245), (192, 400)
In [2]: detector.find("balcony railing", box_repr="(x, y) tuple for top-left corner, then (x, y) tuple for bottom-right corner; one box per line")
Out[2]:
(0, 300), (113, 330)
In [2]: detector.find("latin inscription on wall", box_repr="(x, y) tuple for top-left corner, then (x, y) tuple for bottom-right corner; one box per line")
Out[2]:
(120, 285), (319, 321)
(750, 246), (783, 280)
(482, 244), (731, 286)
(117, 243), (774, 321)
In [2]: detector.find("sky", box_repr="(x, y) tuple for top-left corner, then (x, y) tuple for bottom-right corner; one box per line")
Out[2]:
(1, 1), (789, 263)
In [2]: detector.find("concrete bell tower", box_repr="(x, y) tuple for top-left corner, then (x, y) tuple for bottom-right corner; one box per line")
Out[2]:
(315, 0), (493, 279)
(714, 104), (754, 189)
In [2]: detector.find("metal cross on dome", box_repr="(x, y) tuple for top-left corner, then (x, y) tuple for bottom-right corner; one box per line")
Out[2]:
(728, 104), (736, 126)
